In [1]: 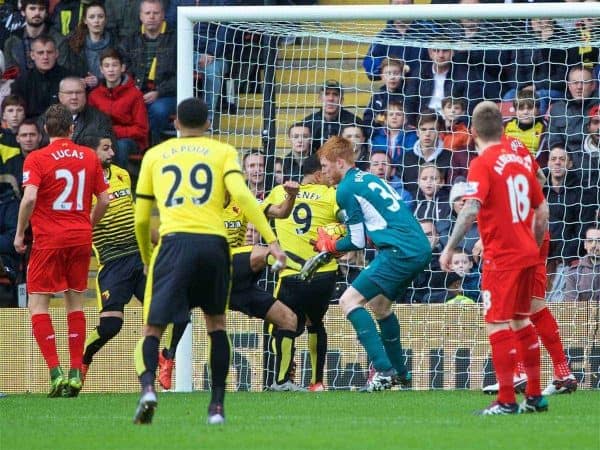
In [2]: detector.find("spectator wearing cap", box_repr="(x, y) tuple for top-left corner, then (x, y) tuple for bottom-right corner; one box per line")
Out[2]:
(548, 65), (599, 154)
(437, 179), (480, 255)
(302, 80), (361, 152)
(368, 150), (414, 211)
(562, 226), (600, 302)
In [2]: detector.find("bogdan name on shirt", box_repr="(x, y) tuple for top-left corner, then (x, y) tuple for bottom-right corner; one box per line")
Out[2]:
(51, 149), (84, 160)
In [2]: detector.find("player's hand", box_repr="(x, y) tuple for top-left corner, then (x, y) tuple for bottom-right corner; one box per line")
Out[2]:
(268, 241), (286, 272)
(14, 234), (26, 254)
(313, 227), (341, 256)
(143, 90), (159, 104)
(439, 247), (454, 272)
(282, 180), (300, 197)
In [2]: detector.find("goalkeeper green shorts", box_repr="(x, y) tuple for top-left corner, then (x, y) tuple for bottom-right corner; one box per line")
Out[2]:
(351, 248), (430, 302)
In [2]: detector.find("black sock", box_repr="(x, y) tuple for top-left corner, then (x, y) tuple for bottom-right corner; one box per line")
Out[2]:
(274, 329), (296, 384)
(209, 330), (230, 405)
(308, 324), (327, 384)
(83, 316), (123, 365)
(165, 321), (188, 360)
(135, 335), (160, 389)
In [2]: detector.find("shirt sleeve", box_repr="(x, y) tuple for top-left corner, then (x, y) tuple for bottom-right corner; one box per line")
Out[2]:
(463, 157), (489, 205)
(93, 158), (109, 195)
(135, 152), (155, 199)
(22, 154), (41, 187)
(335, 184), (366, 252)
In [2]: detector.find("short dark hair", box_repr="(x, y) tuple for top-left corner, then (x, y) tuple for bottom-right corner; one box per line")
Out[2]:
(177, 97), (208, 129)
(242, 150), (264, 168)
(45, 104), (73, 137)
(513, 89), (537, 109)
(441, 96), (467, 111)
(16, 118), (41, 135)
(287, 122), (311, 136)
(99, 47), (124, 65)
(1, 94), (26, 114)
(302, 154), (321, 175)
(417, 110), (440, 129)
(79, 134), (109, 150)
(31, 35), (56, 49)
(21, 0), (47, 11)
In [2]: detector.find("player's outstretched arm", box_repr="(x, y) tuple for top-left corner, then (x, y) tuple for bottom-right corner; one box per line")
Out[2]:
(14, 185), (38, 254)
(265, 181), (299, 219)
(440, 199), (480, 271)
(532, 200), (549, 247)
(91, 191), (110, 227)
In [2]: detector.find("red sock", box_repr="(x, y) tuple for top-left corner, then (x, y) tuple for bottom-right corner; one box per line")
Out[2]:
(31, 313), (60, 369)
(531, 308), (571, 379)
(489, 329), (517, 404)
(514, 346), (525, 377)
(67, 311), (86, 371)
(515, 324), (541, 397)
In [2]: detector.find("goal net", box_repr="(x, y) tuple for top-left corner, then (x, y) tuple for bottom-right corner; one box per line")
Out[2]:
(171, 3), (600, 392)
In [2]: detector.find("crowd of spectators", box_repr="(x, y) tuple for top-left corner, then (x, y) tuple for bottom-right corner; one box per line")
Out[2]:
(0, 0), (599, 306)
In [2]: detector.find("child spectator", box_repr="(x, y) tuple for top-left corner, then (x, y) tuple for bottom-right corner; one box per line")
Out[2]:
(88, 48), (149, 169)
(503, 89), (547, 159)
(341, 124), (369, 170)
(413, 163), (451, 221)
(437, 180), (480, 255)
(439, 96), (471, 152)
(1, 94), (25, 143)
(363, 57), (407, 131)
(370, 101), (417, 166)
(449, 247), (481, 302)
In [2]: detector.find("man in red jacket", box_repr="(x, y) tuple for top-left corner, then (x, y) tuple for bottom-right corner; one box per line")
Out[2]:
(88, 48), (149, 169)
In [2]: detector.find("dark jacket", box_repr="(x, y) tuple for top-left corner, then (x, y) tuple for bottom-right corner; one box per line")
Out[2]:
(72, 105), (115, 145)
(548, 95), (599, 153)
(3, 25), (66, 73)
(303, 107), (361, 152)
(50, 0), (84, 37)
(60, 32), (117, 79)
(437, 215), (481, 256)
(362, 20), (429, 81)
(280, 153), (305, 183)
(11, 64), (72, 119)
(563, 255), (600, 301)
(105, 0), (169, 41)
(119, 24), (177, 97)
(0, 188), (19, 272)
(363, 85), (406, 131)
(413, 187), (452, 222)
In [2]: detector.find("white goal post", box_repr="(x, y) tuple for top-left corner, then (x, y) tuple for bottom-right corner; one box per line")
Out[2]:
(174, 3), (600, 393)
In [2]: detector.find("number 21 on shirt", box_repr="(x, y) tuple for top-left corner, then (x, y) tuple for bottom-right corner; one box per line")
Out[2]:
(53, 168), (85, 211)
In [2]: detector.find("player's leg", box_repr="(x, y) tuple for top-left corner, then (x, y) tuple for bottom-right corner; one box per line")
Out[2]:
(134, 324), (165, 424)
(205, 314), (230, 424)
(530, 262), (576, 395)
(369, 295), (410, 386)
(29, 293), (65, 397)
(306, 318), (326, 390)
(158, 320), (189, 390)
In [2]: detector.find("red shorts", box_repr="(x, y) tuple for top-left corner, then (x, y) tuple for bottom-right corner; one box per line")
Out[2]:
(481, 266), (536, 323)
(27, 244), (92, 294)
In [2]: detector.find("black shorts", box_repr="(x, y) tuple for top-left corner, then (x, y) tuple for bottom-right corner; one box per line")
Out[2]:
(229, 250), (274, 319)
(145, 233), (230, 326)
(97, 252), (146, 313)
(276, 271), (336, 325)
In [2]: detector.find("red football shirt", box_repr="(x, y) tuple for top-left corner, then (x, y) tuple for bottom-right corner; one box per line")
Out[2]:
(23, 138), (109, 249)
(463, 139), (545, 270)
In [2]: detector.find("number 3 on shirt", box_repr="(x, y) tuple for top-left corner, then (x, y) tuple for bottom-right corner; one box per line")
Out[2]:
(368, 181), (401, 212)
(506, 174), (530, 223)
(163, 163), (213, 207)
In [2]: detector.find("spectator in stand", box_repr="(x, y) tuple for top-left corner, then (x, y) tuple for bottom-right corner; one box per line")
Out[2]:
(563, 226), (600, 301)
(341, 124), (370, 170)
(503, 89), (547, 160)
(437, 180), (480, 256)
(453, 0), (513, 102)
(280, 122), (311, 182)
(0, 180), (19, 307)
(577, 103), (600, 190)
(407, 218), (447, 303)
(50, 0), (89, 37)
(404, 45), (482, 120)
(16, 118), (42, 156)
(363, 57), (408, 132)
(88, 48), (149, 169)
(60, 2), (115, 89)
(399, 111), (468, 196)
(0, 51), (15, 107)
(449, 247), (481, 302)
(439, 96), (471, 152)
(119, 0), (176, 146)
(568, 10), (599, 70)
(302, 80), (361, 152)
(368, 150), (413, 210)
(243, 151), (266, 200)
(3, 0), (66, 73)
(504, 18), (572, 116)
(273, 157), (283, 186)
(105, 0), (168, 41)
(11, 35), (71, 119)
(543, 145), (585, 293)
(370, 100), (417, 166)
(53, 76), (114, 146)
(548, 65), (599, 154)
(413, 163), (451, 222)
(1, 94), (25, 144)
(0, 1), (25, 50)
(362, 0), (428, 82)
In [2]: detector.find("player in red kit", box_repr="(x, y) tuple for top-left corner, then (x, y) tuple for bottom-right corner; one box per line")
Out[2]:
(14, 104), (110, 398)
(440, 102), (549, 415)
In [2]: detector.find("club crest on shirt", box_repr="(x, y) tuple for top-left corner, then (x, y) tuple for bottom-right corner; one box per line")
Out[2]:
(464, 181), (479, 195)
(22, 171), (30, 183)
(101, 290), (110, 302)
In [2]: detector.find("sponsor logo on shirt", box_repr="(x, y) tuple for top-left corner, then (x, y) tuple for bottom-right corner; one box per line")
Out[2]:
(22, 171), (30, 183)
(464, 181), (479, 195)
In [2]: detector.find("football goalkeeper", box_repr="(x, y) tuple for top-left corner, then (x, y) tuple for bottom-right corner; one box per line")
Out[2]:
(315, 136), (431, 392)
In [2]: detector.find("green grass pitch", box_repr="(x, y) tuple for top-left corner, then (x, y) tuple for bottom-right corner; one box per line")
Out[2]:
(1, 391), (599, 450)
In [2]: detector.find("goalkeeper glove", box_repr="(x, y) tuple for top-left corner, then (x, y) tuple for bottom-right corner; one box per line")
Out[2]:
(313, 227), (342, 257)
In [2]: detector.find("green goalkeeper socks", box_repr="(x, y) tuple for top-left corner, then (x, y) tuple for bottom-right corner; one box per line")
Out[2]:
(347, 307), (392, 372)
(377, 313), (408, 378)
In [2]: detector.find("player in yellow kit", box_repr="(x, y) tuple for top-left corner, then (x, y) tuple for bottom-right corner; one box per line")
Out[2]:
(132, 98), (286, 425)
